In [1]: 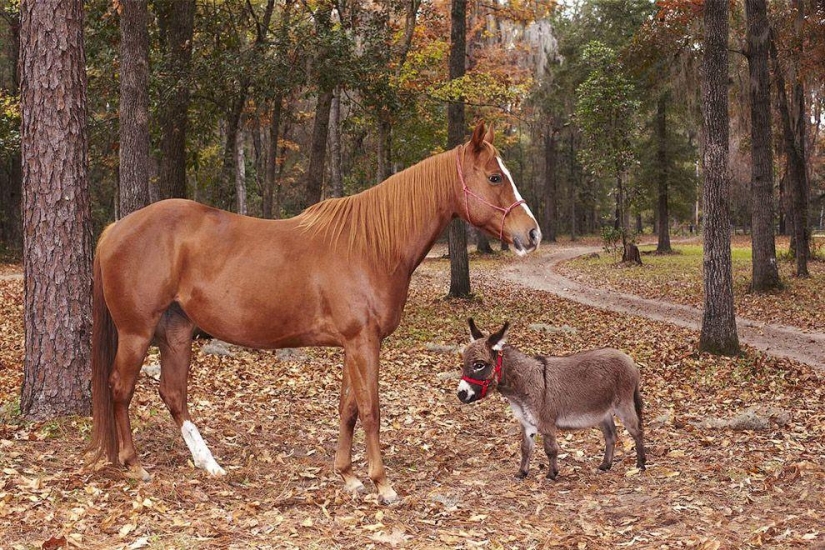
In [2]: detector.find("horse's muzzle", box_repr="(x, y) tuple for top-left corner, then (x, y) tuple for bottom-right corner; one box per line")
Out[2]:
(513, 227), (542, 254)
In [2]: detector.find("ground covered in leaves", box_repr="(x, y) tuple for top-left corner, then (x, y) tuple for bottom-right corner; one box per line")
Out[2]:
(1, 252), (824, 549)
(558, 236), (825, 332)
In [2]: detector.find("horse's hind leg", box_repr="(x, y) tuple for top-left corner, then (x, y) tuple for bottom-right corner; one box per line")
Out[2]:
(110, 333), (153, 480)
(156, 306), (225, 476)
(334, 367), (366, 493)
(598, 417), (617, 471)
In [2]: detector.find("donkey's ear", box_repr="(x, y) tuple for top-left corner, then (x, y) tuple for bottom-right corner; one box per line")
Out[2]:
(470, 121), (487, 152)
(468, 318), (485, 341)
(488, 321), (510, 351)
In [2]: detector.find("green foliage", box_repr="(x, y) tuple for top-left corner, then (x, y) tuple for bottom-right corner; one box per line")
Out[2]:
(601, 226), (623, 259)
(0, 91), (19, 158)
(574, 41), (639, 179)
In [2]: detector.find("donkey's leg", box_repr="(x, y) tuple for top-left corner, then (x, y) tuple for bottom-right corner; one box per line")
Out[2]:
(343, 333), (397, 504)
(110, 333), (153, 481)
(516, 425), (536, 479)
(598, 417), (617, 471)
(617, 401), (646, 470)
(542, 428), (560, 480)
(156, 308), (225, 476)
(334, 367), (365, 493)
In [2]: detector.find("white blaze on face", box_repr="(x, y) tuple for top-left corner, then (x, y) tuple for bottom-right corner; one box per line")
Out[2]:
(181, 420), (226, 476)
(497, 156), (538, 225)
(458, 379), (476, 401)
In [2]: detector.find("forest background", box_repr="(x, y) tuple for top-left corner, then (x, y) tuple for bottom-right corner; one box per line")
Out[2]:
(1, 0), (822, 255)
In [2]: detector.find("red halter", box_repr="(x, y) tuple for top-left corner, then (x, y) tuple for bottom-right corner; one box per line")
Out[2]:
(456, 148), (526, 242)
(461, 350), (503, 399)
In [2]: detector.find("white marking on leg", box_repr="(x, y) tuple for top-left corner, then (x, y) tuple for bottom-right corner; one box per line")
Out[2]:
(497, 157), (538, 224)
(458, 379), (476, 400)
(181, 420), (226, 476)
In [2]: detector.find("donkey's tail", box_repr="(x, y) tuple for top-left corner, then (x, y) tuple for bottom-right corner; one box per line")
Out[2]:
(87, 251), (119, 466)
(633, 382), (644, 428)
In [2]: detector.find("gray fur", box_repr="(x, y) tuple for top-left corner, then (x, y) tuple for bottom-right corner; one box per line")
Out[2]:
(458, 320), (646, 479)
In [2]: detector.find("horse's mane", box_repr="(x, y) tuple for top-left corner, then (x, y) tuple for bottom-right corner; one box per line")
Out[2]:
(297, 148), (458, 269)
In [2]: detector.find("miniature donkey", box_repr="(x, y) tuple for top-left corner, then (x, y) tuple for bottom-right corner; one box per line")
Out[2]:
(457, 319), (646, 479)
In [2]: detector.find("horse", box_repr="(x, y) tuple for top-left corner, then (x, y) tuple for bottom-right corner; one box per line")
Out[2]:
(89, 121), (541, 503)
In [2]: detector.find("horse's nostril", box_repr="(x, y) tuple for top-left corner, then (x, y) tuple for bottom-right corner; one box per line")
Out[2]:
(529, 228), (541, 246)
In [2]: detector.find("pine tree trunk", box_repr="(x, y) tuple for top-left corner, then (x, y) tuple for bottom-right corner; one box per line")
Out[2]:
(235, 128), (247, 215)
(329, 87), (343, 198)
(118, 0), (150, 218)
(699, 0), (739, 356)
(156, 0), (195, 200)
(655, 93), (672, 253)
(263, 96), (283, 218)
(19, 0), (94, 418)
(745, 0), (780, 290)
(543, 129), (557, 242)
(303, 88), (334, 208)
(476, 231), (493, 253)
(447, 0), (470, 298)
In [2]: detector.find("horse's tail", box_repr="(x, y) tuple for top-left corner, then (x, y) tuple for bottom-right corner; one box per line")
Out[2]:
(87, 249), (119, 466)
(633, 382), (644, 429)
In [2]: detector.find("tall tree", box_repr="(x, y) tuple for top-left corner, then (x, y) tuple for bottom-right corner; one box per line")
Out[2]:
(156, 0), (195, 200)
(699, 0), (739, 356)
(655, 92), (672, 253)
(19, 0), (93, 418)
(118, 0), (150, 218)
(0, 5), (21, 253)
(745, 0), (780, 290)
(447, 0), (470, 298)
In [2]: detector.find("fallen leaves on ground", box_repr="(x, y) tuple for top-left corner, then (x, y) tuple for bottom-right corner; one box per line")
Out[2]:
(558, 236), (825, 331)
(0, 253), (823, 548)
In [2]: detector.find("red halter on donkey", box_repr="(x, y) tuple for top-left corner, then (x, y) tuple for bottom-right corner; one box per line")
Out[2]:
(88, 121), (541, 503)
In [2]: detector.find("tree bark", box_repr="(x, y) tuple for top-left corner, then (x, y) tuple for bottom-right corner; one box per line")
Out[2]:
(699, 0), (739, 356)
(156, 0), (195, 200)
(235, 128), (247, 215)
(377, 109), (393, 184)
(476, 231), (493, 253)
(0, 10), (22, 254)
(745, 0), (780, 290)
(655, 93), (672, 253)
(263, 95), (282, 218)
(19, 0), (94, 418)
(303, 88), (334, 208)
(543, 128), (557, 242)
(118, 0), (150, 218)
(329, 86), (343, 198)
(447, 0), (470, 298)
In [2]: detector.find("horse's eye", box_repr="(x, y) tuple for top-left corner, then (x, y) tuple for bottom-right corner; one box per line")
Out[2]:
(472, 361), (487, 372)
(488, 174), (502, 184)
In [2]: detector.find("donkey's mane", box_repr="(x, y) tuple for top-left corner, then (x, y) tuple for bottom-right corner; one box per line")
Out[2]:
(298, 148), (458, 268)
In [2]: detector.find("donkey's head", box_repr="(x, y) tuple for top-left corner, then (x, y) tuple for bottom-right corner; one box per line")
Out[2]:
(457, 122), (541, 255)
(457, 318), (510, 404)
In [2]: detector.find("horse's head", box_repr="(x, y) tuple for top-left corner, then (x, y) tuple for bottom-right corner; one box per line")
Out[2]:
(456, 122), (541, 255)
(457, 318), (509, 404)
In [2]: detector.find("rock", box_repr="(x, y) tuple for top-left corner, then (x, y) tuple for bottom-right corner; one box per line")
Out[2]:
(276, 348), (309, 362)
(696, 405), (791, 431)
(528, 323), (578, 335)
(436, 371), (461, 381)
(141, 363), (161, 380)
(425, 343), (462, 354)
(584, 252), (600, 260)
(201, 339), (234, 357)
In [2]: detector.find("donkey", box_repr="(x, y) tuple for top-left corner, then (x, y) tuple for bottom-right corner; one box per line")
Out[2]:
(457, 319), (646, 479)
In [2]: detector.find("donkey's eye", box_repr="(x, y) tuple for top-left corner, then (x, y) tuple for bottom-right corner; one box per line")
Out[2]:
(472, 361), (487, 372)
(488, 174), (502, 185)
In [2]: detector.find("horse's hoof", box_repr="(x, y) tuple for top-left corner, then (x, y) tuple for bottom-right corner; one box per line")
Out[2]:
(378, 486), (399, 505)
(343, 477), (366, 494)
(126, 465), (151, 482)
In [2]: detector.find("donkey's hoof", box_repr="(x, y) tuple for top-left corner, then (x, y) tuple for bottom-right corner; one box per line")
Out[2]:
(545, 469), (559, 481)
(515, 470), (528, 480)
(598, 462), (613, 472)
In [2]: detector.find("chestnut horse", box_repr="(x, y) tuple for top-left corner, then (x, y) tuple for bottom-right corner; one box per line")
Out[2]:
(89, 122), (541, 503)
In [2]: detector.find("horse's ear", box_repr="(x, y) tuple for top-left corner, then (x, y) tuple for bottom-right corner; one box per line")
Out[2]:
(484, 123), (494, 145)
(470, 121), (487, 152)
(468, 318), (484, 341)
(488, 321), (510, 351)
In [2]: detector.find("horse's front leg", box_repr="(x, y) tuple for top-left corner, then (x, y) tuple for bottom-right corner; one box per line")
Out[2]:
(342, 332), (398, 504)
(334, 366), (365, 494)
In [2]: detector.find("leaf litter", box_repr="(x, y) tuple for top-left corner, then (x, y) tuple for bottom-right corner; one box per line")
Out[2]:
(0, 252), (823, 548)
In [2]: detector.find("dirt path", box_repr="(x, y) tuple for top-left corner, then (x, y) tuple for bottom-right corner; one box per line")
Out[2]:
(0, 273), (22, 281)
(500, 245), (825, 371)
